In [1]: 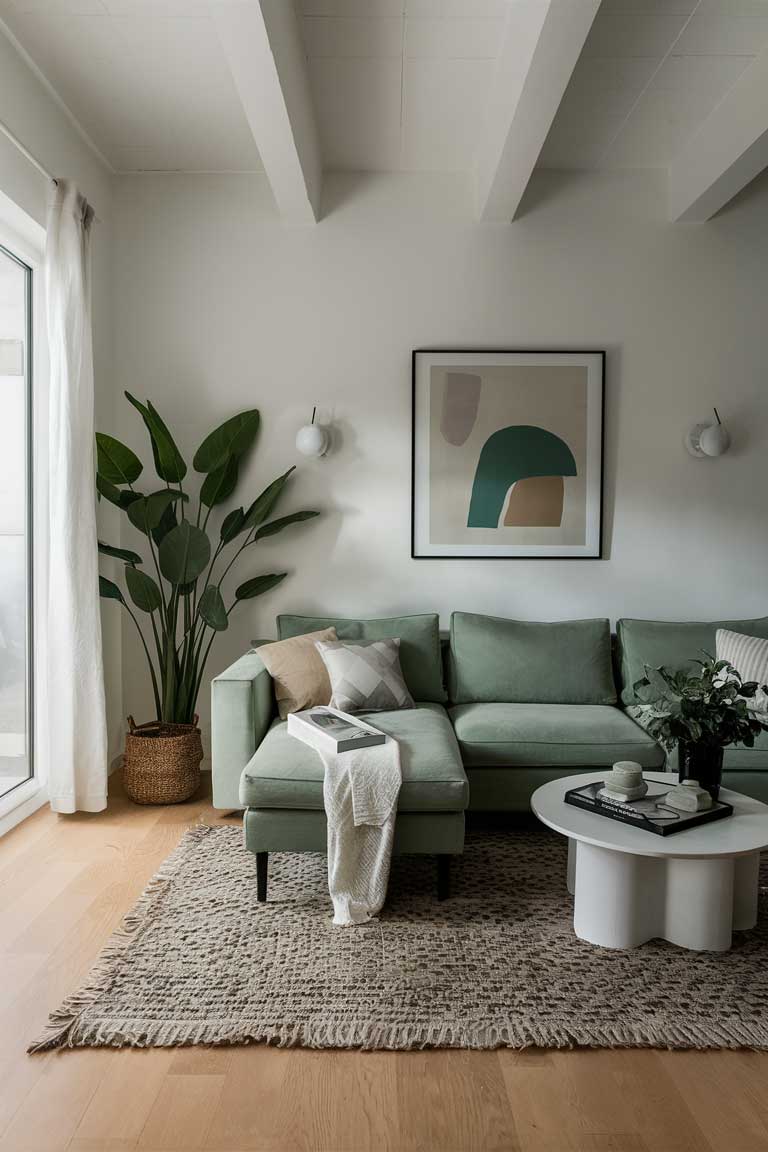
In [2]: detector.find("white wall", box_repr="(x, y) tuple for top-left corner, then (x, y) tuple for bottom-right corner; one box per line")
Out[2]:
(0, 31), (122, 765)
(112, 167), (768, 743)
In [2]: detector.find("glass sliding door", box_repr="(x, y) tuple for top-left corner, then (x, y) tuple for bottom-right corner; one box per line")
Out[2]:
(0, 244), (32, 801)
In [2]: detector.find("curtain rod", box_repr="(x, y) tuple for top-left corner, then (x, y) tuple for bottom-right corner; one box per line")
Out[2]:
(0, 116), (56, 185)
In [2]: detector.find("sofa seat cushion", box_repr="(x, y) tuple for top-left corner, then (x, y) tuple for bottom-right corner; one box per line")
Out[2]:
(449, 703), (664, 769)
(240, 702), (468, 812)
(723, 730), (768, 771)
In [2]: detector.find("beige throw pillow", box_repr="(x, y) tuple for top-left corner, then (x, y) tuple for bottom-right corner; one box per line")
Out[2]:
(258, 628), (338, 719)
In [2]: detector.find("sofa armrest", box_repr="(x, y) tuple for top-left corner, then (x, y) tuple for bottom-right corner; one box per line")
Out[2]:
(211, 647), (274, 809)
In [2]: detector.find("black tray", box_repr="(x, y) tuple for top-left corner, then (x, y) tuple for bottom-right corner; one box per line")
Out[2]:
(564, 780), (734, 836)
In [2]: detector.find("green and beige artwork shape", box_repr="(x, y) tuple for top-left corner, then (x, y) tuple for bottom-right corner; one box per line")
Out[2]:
(429, 364), (588, 547)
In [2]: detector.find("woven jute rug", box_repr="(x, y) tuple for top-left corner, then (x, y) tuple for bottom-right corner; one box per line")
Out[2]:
(30, 825), (768, 1053)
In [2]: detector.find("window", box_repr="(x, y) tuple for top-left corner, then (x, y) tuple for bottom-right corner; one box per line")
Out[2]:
(0, 242), (33, 802)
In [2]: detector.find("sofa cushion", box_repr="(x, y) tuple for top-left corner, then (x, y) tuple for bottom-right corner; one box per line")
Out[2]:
(316, 638), (414, 713)
(257, 628), (337, 718)
(716, 629), (768, 714)
(277, 614), (446, 704)
(617, 616), (768, 705)
(240, 702), (467, 812)
(448, 612), (616, 706)
(724, 728), (768, 770)
(449, 703), (664, 769)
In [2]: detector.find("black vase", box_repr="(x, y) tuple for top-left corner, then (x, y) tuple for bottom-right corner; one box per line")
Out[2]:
(678, 741), (724, 800)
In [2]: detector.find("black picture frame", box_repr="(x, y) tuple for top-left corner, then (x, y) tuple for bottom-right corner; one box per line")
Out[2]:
(411, 348), (605, 560)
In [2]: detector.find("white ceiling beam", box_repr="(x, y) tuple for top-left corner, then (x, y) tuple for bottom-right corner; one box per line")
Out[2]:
(474, 0), (601, 223)
(668, 48), (768, 223)
(214, 0), (321, 225)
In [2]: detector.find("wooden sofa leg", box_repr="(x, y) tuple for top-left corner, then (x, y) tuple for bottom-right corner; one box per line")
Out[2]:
(256, 852), (268, 902)
(437, 855), (451, 901)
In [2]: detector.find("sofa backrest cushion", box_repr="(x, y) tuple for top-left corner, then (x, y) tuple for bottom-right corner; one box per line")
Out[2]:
(276, 613), (446, 703)
(617, 617), (768, 705)
(448, 612), (616, 705)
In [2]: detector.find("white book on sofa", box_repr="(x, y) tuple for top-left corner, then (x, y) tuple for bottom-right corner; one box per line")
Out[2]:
(287, 707), (386, 755)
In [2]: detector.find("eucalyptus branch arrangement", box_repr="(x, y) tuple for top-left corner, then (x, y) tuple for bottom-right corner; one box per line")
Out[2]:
(96, 393), (318, 724)
(633, 655), (768, 751)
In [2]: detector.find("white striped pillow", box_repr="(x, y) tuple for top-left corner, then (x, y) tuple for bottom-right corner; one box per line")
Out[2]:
(716, 629), (768, 714)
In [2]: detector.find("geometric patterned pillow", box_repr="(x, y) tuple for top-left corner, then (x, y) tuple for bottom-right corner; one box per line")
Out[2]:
(716, 629), (768, 714)
(314, 638), (415, 713)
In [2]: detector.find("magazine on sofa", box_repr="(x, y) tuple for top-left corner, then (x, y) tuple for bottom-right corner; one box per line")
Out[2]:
(287, 707), (386, 754)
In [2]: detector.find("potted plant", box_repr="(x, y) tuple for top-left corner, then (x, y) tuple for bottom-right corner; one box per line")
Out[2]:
(96, 393), (318, 804)
(634, 656), (768, 799)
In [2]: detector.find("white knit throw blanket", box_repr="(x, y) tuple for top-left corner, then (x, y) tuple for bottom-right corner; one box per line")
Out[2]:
(291, 711), (402, 926)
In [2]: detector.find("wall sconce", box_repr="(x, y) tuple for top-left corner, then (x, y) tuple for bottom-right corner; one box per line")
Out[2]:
(296, 407), (330, 458)
(685, 407), (731, 458)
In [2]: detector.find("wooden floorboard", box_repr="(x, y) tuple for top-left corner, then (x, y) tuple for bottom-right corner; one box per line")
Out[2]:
(0, 774), (766, 1152)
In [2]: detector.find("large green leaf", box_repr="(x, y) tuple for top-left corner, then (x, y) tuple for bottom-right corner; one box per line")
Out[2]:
(198, 585), (228, 631)
(96, 474), (120, 503)
(98, 540), (143, 565)
(242, 467), (295, 532)
(125, 566), (162, 613)
(127, 490), (187, 535)
(200, 456), (238, 508)
(148, 400), (187, 481)
(220, 507), (245, 544)
(234, 572), (287, 601)
(99, 576), (125, 603)
(95, 434), (143, 485)
(158, 521), (211, 585)
(96, 474), (143, 510)
(151, 500), (178, 546)
(193, 409), (260, 474)
(125, 392), (187, 483)
(252, 510), (319, 541)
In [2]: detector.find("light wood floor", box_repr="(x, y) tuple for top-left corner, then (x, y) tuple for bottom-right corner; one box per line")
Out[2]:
(1, 776), (768, 1152)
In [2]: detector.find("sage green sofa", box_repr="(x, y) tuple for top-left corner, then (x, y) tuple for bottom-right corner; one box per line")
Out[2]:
(211, 610), (768, 900)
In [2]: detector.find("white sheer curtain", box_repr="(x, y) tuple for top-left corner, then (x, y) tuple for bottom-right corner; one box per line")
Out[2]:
(46, 180), (107, 812)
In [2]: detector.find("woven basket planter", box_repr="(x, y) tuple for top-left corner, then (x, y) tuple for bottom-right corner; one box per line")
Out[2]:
(123, 715), (203, 805)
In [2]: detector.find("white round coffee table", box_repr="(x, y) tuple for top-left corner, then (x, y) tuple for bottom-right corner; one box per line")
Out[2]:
(531, 771), (768, 952)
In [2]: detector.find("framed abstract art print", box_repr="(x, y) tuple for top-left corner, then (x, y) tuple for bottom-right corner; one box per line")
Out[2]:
(411, 349), (604, 559)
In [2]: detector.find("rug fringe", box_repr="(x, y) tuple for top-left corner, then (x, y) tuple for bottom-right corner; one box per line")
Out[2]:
(30, 1013), (768, 1055)
(28, 825), (214, 1054)
(30, 1009), (768, 1055)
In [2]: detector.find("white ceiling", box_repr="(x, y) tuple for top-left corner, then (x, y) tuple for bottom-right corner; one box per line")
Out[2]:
(298, 0), (508, 172)
(540, 0), (768, 170)
(0, 0), (766, 177)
